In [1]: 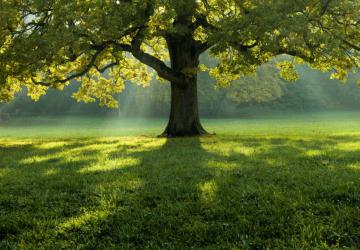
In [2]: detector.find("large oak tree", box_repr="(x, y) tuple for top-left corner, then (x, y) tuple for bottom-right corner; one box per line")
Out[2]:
(0, 0), (359, 136)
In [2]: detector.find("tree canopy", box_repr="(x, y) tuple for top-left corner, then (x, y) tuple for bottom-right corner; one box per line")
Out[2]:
(1, 0), (359, 109)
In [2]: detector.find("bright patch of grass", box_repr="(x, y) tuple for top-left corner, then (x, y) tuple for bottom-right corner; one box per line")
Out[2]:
(0, 113), (359, 249)
(1, 111), (360, 138)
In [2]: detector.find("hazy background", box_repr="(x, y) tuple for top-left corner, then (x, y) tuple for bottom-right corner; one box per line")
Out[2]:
(1, 55), (360, 121)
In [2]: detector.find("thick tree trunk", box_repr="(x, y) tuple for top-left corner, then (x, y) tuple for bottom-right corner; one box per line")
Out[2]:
(162, 78), (207, 137)
(161, 35), (208, 137)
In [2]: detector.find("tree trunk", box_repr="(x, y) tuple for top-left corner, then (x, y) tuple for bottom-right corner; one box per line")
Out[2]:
(0, 106), (3, 122)
(162, 78), (207, 137)
(161, 35), (208, 137)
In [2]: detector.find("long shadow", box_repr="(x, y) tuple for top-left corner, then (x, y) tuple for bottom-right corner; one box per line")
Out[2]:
(0, 135), (359, 249)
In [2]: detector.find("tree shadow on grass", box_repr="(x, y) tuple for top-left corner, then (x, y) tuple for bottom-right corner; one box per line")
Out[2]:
(0, 135), (359, 249)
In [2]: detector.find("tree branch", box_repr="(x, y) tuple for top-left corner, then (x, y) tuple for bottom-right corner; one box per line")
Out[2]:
(129, 28), (185, 84)
(94, 61), (119, 73)
(32, 47), (105, 86)
(193, 14), (258, 54)
(276, 48), (315, 63)
(316, 20), (360, 51)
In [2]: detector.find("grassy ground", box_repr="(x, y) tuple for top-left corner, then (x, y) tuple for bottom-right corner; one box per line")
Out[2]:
(0, 112), (359, 249)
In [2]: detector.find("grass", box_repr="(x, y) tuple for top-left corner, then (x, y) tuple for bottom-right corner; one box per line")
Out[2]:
(0, 112), (359, 249)
(1, 111), (360, 138)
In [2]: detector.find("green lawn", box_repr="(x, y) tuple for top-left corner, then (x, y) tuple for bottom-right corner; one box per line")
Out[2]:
(0, 113), (359, 249)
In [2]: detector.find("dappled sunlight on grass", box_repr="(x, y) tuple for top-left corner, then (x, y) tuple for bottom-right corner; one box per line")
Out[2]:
(304, 149), (324, 157)
(20, 155), (58, 165)
(126, 138), (167, 152)
(79, 157), (140, 173)
(202, 141), (255, 157)
(59, 210), (111, 232)
(35, 141), (70, 149)
(335, 141), (360, 152)
(206, 160), (238, 170)
(198, 180), (217, 203)
(0, 168), (11, 178)
(0, 131), (360, 248)
(44, 168), (59, 176)
(347, 163), (360, 170)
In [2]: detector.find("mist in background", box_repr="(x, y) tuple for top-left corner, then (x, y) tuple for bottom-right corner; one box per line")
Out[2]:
(1, 56), (360, 121)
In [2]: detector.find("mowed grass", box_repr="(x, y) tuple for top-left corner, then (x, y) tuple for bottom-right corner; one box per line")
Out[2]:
(0, 112), (359, 249)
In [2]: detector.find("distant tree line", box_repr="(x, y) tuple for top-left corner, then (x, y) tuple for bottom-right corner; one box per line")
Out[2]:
(1, 62), (360, 120)
(120, 64), (360, 118)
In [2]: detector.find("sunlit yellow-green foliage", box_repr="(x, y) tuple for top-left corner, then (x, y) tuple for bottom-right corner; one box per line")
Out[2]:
(276, 61), (300, 82)
(0, 0), (359, 106)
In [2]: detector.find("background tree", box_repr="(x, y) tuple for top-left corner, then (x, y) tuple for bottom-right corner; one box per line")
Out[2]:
(1, 0), (360, 136)
(1, 64), (360, 118)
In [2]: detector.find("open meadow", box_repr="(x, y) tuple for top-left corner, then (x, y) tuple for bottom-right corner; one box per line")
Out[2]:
(2, 1), (360, 249)
(0, 112), (359, 249)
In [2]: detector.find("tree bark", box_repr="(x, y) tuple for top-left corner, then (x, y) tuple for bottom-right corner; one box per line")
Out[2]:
(0, 106), (3, 122)
(161, 35), (208, 137)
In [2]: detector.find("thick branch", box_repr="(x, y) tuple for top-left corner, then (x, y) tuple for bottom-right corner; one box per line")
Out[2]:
(131, 48), (184, 83)
(276, 48), (315, 63)
(197, 41), (212, 54)
(129, 29), (185, 84)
